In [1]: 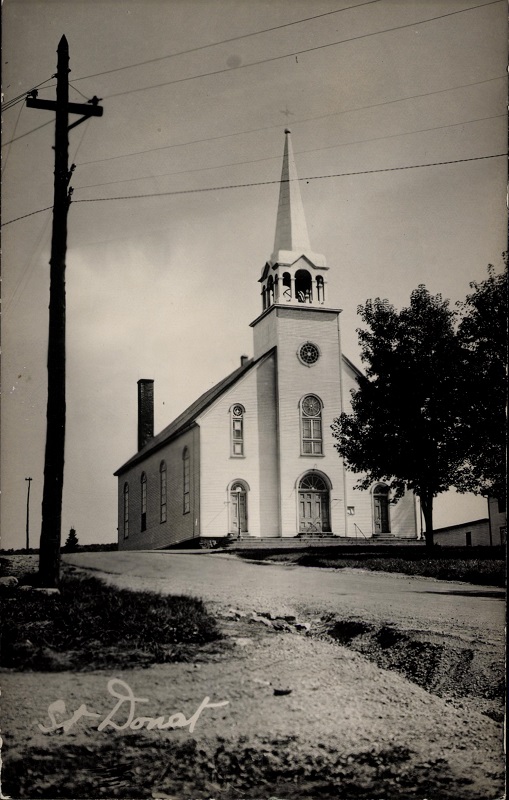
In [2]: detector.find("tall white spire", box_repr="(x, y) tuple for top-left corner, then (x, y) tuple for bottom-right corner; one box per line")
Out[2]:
(270, 130), (325, 267)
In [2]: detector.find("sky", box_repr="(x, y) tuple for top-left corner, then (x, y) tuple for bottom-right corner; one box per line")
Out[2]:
(1, 0), (507, 549)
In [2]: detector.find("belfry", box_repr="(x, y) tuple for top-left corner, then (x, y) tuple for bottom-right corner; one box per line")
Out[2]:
(115, 132), (417, 549)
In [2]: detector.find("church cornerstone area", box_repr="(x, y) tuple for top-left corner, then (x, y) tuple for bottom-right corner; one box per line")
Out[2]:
(0, 554), (505, 799)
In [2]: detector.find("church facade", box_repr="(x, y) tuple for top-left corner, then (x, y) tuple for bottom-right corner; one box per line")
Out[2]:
(115, 131), (418, 549)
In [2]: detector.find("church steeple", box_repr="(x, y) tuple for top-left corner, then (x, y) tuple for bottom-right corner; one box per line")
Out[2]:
(271, 129), (312, 263)
(259, 130), (328, 313)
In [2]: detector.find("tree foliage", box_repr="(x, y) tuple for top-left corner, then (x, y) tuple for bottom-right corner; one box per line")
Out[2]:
(455, 256), (507, 498)
(63, 527), (79, 552)
(331, 286), (467, 546)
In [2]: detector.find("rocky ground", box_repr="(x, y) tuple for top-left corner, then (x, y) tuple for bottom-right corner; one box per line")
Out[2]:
(0, 555), (505, 799)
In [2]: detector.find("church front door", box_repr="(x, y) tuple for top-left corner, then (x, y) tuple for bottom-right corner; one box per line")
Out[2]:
(298, 474), (330, 533)
(230, 482), (248, 534)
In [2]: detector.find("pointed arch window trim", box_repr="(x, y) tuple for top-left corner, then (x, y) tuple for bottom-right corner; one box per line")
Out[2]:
(300, 394), (324, 456)
(140, 472), (147, 532)
(160, 460), (167, 523)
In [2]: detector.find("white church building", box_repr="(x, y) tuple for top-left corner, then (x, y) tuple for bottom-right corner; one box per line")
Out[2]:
(115, 131), (418, 549)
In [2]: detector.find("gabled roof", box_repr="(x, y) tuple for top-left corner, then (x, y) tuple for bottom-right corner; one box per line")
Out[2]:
(114, 349), (275, 476)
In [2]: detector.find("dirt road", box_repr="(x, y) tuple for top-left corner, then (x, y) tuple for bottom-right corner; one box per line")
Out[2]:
(1, 552), (505, 799)
(63, 550), (505, 646)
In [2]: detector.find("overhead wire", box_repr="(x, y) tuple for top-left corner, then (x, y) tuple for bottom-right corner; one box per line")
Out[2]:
(71, 0), (383, 82)
(76, 74), (505, 167)
(3, 151), (504, 227)
(102, 0), (503, 100)
(73, 113), (506, 192)
(1, 75), (56, 110)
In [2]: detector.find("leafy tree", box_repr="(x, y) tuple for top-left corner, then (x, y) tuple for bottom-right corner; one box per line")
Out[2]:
(331, 286), (467, 547)
(455, 257), (507, 499)
(63, 527), (79, 552)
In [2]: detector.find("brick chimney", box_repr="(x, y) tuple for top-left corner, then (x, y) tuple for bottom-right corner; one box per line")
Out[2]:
(137, 379), (154, 451)
(240, 354), (249, 366)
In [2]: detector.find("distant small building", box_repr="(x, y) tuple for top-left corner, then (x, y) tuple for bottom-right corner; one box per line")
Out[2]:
(433, 517), (499, 547)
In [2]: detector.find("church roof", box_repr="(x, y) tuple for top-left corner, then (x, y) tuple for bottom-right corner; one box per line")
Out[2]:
(114, 350), (274, 475)
(270, 130), (326, 268)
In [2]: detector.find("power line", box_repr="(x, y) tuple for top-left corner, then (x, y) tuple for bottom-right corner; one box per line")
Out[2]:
(72, 0), (382, 82)
(103, 1), (502, 100)
(2, 206), (53, 227)
(77, 74), (505, 167)
(3, 152), (505, 227)
(1, 119), (54, 148)
(70, 153), (508, 202)
(1, 76), (56, 110)
(73, 113), (506, 192)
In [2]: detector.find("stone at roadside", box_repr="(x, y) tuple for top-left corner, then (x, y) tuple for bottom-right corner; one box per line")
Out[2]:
(283, 615), (297, 623)
(294, 622), (311, 633)
(273, 687), (292, 696)
(0, 576), (18, 593)
(249, 614), (273, 627)
(233, 638), (252, 648)
(31, 588), (60, 596)
(272, 620), (293, 632)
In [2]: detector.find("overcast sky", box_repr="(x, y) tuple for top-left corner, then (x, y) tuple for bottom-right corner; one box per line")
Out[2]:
(2, 0), (506, 549)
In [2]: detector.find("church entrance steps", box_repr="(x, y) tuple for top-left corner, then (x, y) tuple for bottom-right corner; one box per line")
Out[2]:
(198, 536), (424, 551)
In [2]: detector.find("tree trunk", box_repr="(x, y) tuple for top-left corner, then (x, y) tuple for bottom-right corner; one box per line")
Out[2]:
(420, 494), (434, 548)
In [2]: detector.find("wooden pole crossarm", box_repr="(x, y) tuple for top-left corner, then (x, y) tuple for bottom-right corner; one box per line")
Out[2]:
(26, 97), (103, 117)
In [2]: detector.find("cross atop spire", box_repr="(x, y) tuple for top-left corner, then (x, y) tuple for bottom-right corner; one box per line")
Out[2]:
(270, 130), (325, 268)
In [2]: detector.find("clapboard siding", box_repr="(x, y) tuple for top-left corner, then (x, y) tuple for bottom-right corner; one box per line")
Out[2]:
(118, 426), (199, 550)
(198, 352), (278, 537)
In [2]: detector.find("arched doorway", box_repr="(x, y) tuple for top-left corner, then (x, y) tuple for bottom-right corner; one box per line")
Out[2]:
(229, 481), (248, 535)
(373, 483), (390, 534)
(298, 473), (331, 533)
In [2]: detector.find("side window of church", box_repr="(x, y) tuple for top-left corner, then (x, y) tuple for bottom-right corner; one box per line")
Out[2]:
(141, 473), (147, 532)
(231, 405), (245, 456)
(160, 461), (167, 523)
(301, 395), (323, 455)
(183, 448), (190, 514)
(123, 482), (129, 539)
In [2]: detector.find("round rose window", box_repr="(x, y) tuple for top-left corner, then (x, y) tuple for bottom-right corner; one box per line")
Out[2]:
(298, 342), (320, 365)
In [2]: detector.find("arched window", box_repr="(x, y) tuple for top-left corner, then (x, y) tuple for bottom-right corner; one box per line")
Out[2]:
(262, 285), (267, 310)
(295, 269), (312, 303)
(160, 461), (167, 523)
(183, 447), (190, 514)
(230, 404), (245, 457)
(373, 483), (390, 534)
(229, 480), (249, 535)
(123, 483), (129, 539)
(282, 272), (292, 300)
(316, 275), (325, 303)
(140, 472), (147, 531)
(298, 472), (331, 532)
(300, 395), (323, 455)
(267, 275), (274, 306)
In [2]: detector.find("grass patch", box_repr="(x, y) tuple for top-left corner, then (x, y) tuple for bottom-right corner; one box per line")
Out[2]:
(237, 550), (505, 586)
(0, 573), (222, 671)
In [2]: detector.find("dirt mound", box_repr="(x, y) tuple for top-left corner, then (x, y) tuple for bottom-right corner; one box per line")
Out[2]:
(321, 616), (504, 720)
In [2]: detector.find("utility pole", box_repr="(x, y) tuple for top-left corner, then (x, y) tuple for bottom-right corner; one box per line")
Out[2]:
(27, 36), (103, 587)
(25, 477), (32, 552)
